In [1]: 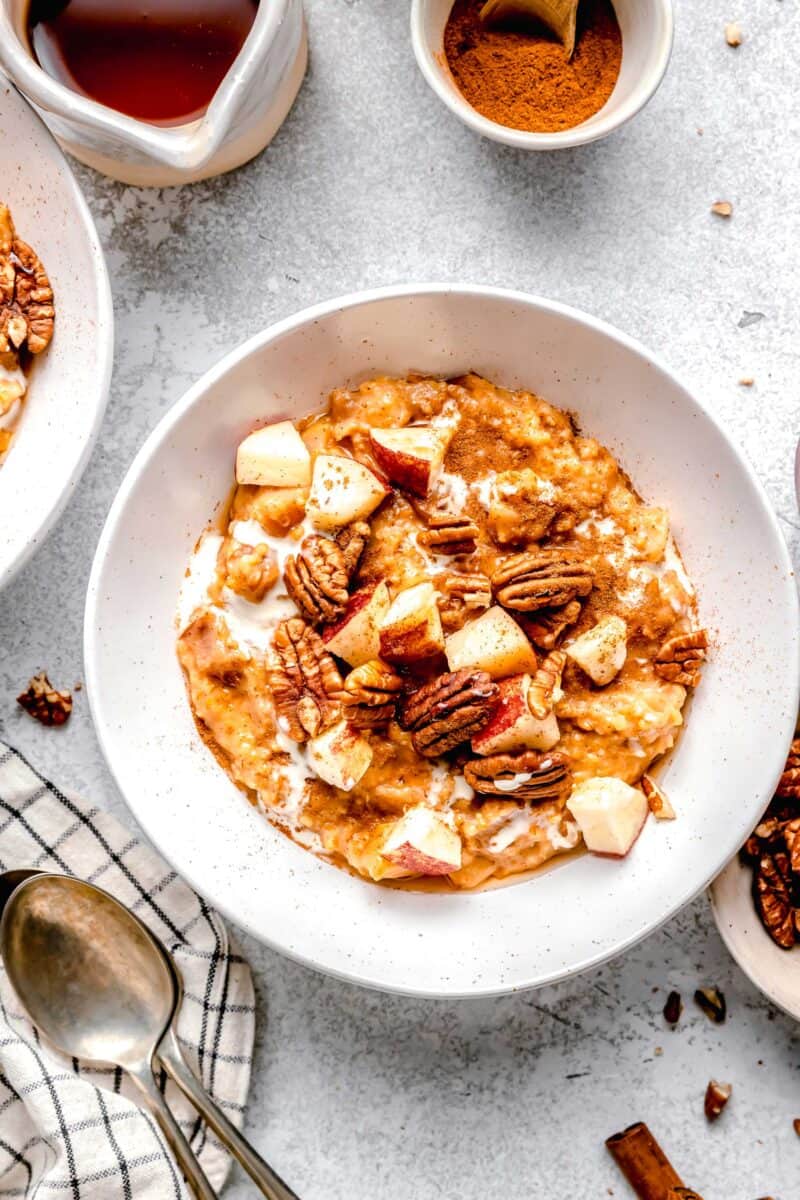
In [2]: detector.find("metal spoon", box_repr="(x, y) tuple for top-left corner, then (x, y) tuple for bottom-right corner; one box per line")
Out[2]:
(0, 871), (300, 1200)
(480, 0), (579, 58)
(0, 872), (217, 1200)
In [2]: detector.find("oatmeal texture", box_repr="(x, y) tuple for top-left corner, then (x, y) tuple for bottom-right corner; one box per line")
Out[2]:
(177, 374), (703, 890)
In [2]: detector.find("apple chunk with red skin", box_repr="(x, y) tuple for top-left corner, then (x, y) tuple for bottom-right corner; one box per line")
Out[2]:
(306, 454), (389, 531)
(323, 581), (390, 668)
(368, 426), (449, 498)
(445, 605), (538, 679)
(472, 673), (560, 755)
(306, 720), (373, 793)
(236, 420), (311, 487)
(381, 806), (462, 876)
(379, 581), (445, 665)
(566, 777), (649, 857)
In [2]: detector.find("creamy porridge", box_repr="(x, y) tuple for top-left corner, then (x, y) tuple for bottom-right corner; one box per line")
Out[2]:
(177, 373), (707, 889)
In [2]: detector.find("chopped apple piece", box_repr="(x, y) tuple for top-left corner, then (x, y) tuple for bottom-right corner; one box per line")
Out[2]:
(323, 582), (390, 667)
(379, 581), (445, 664)
(565, 615), (628, 686)
(472, 673), (560, 755)
(381, 806), (462, 876)
(306, 720), (373, 792)
(567, 777), (649, 857)
(368, 425), (449, 497)
(306, 454), (388, 531)
(445, 605), (538, 679)
(236, 421), (311, 487)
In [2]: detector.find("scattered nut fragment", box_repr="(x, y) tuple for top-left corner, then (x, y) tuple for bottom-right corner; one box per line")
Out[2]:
(704, 1079), (732, 1122)
(17, 672), (72, 726)
(711, 201), (733, 219)
(738, 377), (754, 387)
(641, 775), (676, 821)
(724, 22), (742, 47)
(663, 990), (683, 1026)
(694, 986), (727, 1024)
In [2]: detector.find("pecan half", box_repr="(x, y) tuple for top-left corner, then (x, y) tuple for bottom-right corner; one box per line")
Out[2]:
(784, 817), (800, 874)
(224, 540), (278, 604)
(270, 618), (346, 742)
(17, 672), (72, 726)
(491, 549), (593, 613)
(754, 852), (795, 949)
(522, 599), (582, 650)
(398, 669), (498, 757)
(777, 737), (800, 798)
(0, 205), (55, 356)
(654, 629), (708, 687)
(284, 536), (349, 623)
(528, 650), (566, 719)
(343, 659), (403, 729)
(336, 521), (371, 578)
(464, 750), (572, 805)
(419, 514), (479, 557)
(435, 572), (492, 632)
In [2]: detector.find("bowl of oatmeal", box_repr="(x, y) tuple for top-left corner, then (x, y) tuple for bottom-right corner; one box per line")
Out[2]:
(0, 84), (112, 589)
(85, 285), (799, 996)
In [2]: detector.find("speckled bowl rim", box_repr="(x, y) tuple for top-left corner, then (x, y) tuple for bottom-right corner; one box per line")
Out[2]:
(84, 284), (800, 998)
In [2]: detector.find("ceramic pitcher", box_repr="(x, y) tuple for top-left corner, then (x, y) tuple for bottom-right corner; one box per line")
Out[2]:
(0, 0), (307, 186)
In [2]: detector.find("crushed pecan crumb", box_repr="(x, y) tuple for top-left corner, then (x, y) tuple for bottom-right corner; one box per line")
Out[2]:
(398, 669), (498, 757)
(654, 629), (708, 687)
(491, 548), (593, 613)
(269, 618), (346, 742)
(528, 650), (566, 720)
(284, 536), (349, 623)
(464, 750), (572, 805)
(17, 672), (72, 726)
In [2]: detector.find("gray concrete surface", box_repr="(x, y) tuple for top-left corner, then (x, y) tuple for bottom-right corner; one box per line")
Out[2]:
(2, 0), (799, 1195)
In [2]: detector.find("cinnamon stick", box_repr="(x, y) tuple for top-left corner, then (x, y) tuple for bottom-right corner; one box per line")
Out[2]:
(606, 1122), (698, 1200)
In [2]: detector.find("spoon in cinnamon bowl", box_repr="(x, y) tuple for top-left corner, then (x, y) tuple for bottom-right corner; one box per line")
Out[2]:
(480, 0), (579, 57)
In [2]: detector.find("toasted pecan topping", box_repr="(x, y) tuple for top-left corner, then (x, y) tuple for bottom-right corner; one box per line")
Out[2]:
(419, 514), (480, 557)
(528, 650), (566, 720)
(641, 774), (676, 821)
(0, 204), (55, 357)
(285, 536), (349, 624)
(754, 852), (795, 949)
(224, 540), (278, 604)
(17, 672), (72, 726)
(398, 669), (498, 757)
(270, 617), (346, 742)
(464, 750), (571, 804)
(343, 659), (404, 706)
(522, 599), (582, 650)
(654, 629), (708, 687)
(435, 571), (492, 632)
(777, 737), (800, 798)
(491, 548), (594, 613)
(336, 520), (371, 578)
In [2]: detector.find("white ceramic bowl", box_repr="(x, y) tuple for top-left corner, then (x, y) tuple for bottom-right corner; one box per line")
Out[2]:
(711, 857), (800, 1022)
(85, 285), (799, 998)
(0, 83), (113, 590)
(411, 0), (673, 150)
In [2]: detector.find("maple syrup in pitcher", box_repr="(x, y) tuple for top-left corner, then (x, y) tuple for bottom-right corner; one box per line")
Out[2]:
(27, 0), (259, 126)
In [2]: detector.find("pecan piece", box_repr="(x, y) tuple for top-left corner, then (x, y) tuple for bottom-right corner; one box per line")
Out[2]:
(224, 540), (278, 603)
(284, 536), (349, 623)
(754, 852), (795, 949)
(398, 669), (498, 757)
(662, 990), (683, 1026)
(0, 205), (55, 356)
(464, 750), (572, 805)
(654, 629), (708, 687)
(641, 774), (676, 821)
(784, 817), (800, 874)
(693, 986), (727, 1024)
(336, 521), (371, 578)
(419, 514), (479, 557)
(270, 618), (346, 742)
(491, 548), (594, 613)
(17, 672), (72, 726)
(777, 736), (800, 798)
(528, 650), (566, 719)
(523, 599), (582, 650)
(343, 659), (403, 729)
(704, 1080), (732, 1122)
(435, 572), (492, 632)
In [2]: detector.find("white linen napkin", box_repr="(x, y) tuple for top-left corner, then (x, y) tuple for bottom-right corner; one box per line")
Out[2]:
(0, 741), (256, 1199)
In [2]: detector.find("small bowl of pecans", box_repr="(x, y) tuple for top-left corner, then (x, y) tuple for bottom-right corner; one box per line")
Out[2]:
(711, 735), (800, 1022)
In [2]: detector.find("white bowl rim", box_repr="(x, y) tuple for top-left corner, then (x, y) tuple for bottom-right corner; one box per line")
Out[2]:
(84, 282), (800, 997)
(409, 0), (675, 150)
(1, 86), (114, 589)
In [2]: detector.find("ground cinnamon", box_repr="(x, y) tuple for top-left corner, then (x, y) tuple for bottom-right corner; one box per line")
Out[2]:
(443, 0), (622, 133)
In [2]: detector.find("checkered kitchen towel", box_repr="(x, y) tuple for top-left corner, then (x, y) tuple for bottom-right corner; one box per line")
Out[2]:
(0, 742), (256, 1199)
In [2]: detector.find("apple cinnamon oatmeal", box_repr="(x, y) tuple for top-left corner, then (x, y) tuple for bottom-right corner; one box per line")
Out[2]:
(177, 372), (707, 889)
(0, 203), (56, 464)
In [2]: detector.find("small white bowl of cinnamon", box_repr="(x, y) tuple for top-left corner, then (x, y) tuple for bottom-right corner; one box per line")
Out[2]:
(411, 0), (674, 150)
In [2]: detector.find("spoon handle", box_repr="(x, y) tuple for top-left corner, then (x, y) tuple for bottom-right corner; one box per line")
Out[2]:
(158, 1027), (301, 1200)
(129, 1064), (218, 1200)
